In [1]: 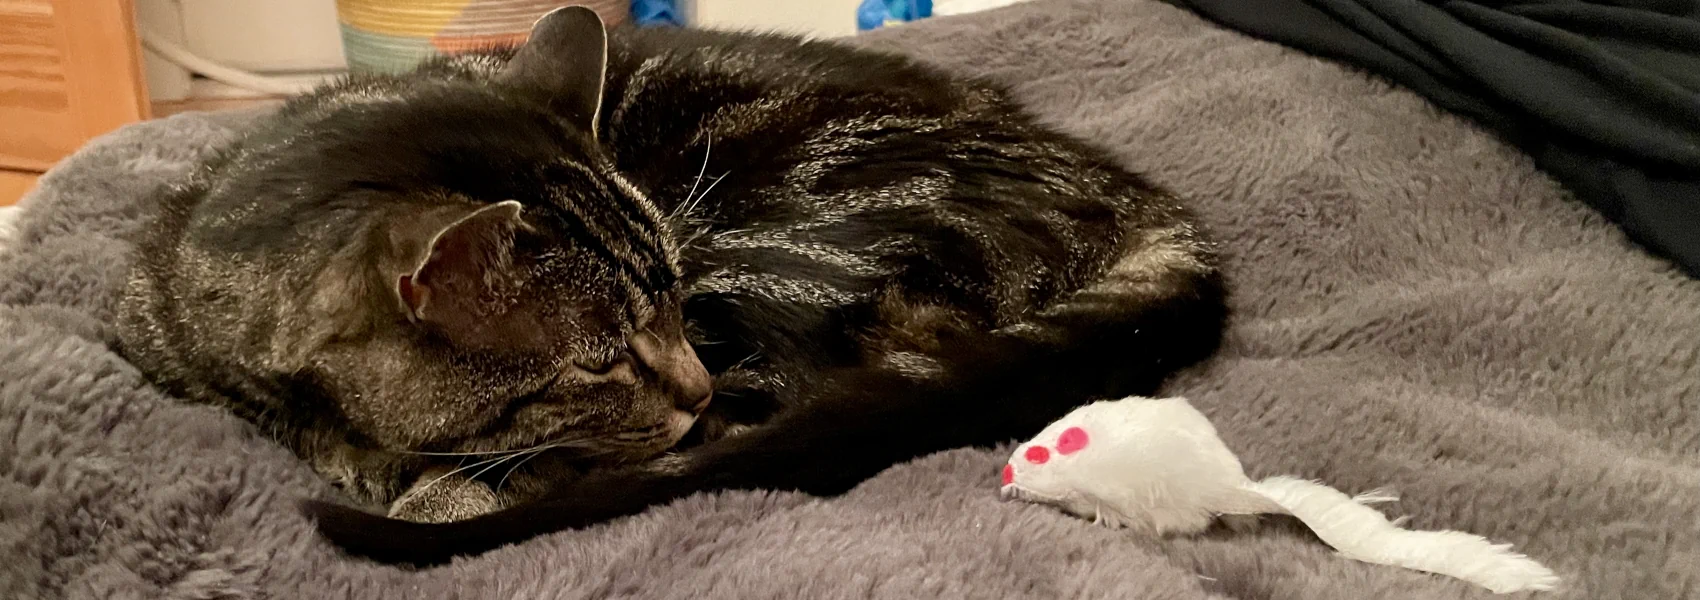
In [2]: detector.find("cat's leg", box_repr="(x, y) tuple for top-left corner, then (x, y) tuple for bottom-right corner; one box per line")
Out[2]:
(388, 448), (597, 521)
(307, 435), (515, 523)
(306, 438), (420, 511)
(388, 465), (503, 523)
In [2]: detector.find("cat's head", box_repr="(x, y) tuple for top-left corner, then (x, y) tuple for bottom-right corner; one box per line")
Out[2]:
(280, 7), (712, 462)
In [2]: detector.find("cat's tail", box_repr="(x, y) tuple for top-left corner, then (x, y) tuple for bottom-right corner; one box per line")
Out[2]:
(305, 264), (1226, 566)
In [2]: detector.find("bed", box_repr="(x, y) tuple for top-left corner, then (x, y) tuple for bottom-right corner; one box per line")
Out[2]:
(2, 1), (1694, 598)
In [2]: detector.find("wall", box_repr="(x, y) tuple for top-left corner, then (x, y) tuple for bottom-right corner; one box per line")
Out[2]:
(686, 0), (863, 38)
(136, 0), (344, 101)
(137, 0), (865, 101)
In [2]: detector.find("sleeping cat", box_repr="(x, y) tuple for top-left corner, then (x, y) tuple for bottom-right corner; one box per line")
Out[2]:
(116, 7), (1226, 564)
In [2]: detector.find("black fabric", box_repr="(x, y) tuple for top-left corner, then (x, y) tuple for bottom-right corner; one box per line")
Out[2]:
(1169, 0), (1700, 277)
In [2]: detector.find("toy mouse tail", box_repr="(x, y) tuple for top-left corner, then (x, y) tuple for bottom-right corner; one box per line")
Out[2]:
(1243, 476), (1560, 595)
(1213, 489), (1286, 516)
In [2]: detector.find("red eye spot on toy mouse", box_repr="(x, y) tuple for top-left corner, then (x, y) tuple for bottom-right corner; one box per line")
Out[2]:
(1056, 426), (1089, 454)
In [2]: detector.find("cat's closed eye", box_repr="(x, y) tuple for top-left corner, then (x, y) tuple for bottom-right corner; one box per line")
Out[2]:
(573, 350), (634, 380)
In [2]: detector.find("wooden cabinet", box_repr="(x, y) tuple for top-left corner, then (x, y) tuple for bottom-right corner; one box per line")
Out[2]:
(0, 0), (150, 178)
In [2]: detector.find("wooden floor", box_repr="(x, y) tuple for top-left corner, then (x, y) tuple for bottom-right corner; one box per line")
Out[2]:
(1, 96), (284, 206)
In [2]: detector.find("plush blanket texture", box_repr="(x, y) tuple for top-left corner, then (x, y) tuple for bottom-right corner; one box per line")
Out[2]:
(2, 1), (1695, 598)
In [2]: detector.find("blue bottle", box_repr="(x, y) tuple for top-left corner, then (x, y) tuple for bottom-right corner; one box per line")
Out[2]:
(632, 0), (683, 27)
(857, 0), (934, 31)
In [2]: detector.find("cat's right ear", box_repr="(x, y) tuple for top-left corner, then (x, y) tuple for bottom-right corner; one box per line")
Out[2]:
(396, 201), (530, 339)
(499, 6), (609, 135)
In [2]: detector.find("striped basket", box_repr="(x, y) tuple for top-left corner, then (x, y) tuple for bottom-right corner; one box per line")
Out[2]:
(337, 0), (629, 74)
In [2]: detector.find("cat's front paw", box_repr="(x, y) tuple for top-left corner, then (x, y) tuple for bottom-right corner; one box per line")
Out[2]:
(387, 466), (502, 523)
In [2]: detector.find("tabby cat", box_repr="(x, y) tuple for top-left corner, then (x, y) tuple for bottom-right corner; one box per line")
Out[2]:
(115, 7), (1226, 565)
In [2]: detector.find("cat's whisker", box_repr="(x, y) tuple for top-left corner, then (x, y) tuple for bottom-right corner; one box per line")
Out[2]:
(382, 449), (514, 457)
(728, 351), (762, 372)
(708, 227), (751, 241)
(680, 171), (731, 222)
(383, 430), (603, 458)
(404, 452), (526, 500)
(466, 450), (531, 484)
(675, 222), (718, 253)
(677, 133), (713, 220)
(487, 436), (647, 495)
(495, 448), (549, 493)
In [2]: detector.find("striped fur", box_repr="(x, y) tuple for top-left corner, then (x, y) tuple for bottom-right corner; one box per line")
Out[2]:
(115, 11), (1226, 556)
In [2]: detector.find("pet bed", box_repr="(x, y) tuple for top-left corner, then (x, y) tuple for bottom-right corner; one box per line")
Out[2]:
(2, 1), (1695, 598)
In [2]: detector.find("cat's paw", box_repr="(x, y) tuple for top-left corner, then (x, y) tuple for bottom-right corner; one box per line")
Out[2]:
(387, 466), (502, 523)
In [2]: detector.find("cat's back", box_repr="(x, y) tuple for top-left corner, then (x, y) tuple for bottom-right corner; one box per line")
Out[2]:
(588, 27), (1199, 336)
(606, 26), (963, 96)
(607, 27), (1009, 135)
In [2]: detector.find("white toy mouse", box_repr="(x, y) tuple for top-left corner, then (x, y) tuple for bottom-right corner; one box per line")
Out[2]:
(1001, 396), (1560, 595)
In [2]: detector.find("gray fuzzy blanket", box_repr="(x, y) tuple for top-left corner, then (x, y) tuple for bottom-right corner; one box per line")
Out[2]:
(3, 1), (1696, 598)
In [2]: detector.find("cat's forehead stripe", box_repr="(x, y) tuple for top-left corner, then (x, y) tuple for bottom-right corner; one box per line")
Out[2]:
(550, 160), (654, 255)
(606, 171), (673, 254)
(547, 159), (678, 294)
(579, 164), (666, 259)
(537, 180), (667, 302)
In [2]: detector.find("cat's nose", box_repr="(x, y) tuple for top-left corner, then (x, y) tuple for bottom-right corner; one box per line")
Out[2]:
(673, 358), (713, 414)
(663, 339), (714, 413)
(630, 329), (714, 414)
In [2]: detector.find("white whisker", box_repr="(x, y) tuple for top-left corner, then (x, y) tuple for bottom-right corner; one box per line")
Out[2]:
(403, 452), (524, 500)
(466, 451), (530, 483)
(729, 351), (762, 371)
(679, 133), (713, 219)
(496, 448), (549, 494)
(674, 223), (712, 253)
(383, 431), (600, 457)
(382, 449), (514, 457)
(681, 171), (731, 221)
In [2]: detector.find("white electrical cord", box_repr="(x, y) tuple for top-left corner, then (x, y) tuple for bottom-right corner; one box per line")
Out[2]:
(138, 27), (328, 95)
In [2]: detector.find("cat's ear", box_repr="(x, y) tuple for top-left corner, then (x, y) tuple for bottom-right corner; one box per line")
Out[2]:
(397, 201), (530, 332)
(499, 6), (608, 135)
